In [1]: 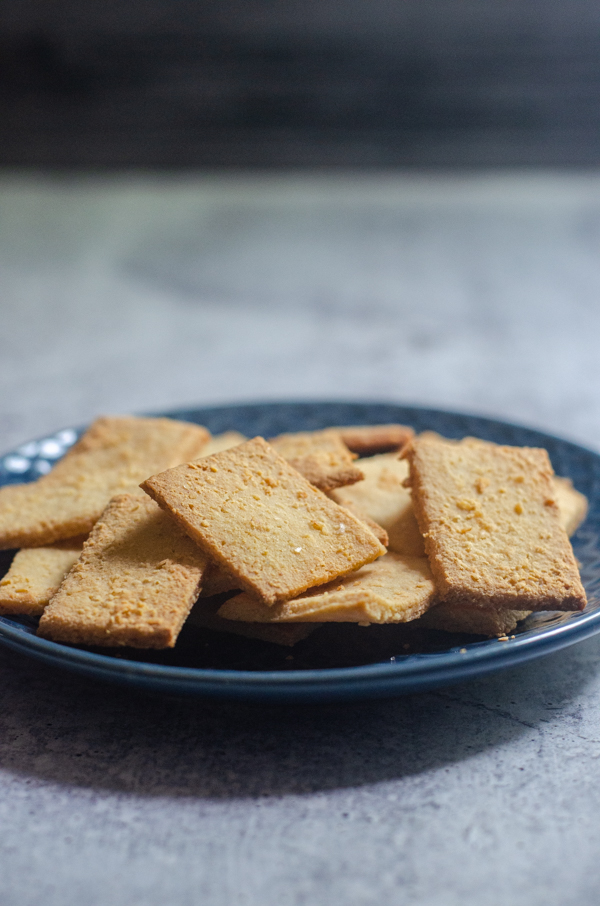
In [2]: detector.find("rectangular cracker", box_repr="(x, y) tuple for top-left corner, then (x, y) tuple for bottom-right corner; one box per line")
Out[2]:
(218, 552), (435, 624)
(141, 436), (385, 605)
(334, 424), (414, 456)
(0, 416), (211, 549)
(269, 429), (363, 491)
(38, 494), (207, 648)
(405, 434), (586, 611)
(407, 471), (585, 637)
(329, 453), (424, 556)
(0, 536), (86, 616)
(186, 598), (318, 646)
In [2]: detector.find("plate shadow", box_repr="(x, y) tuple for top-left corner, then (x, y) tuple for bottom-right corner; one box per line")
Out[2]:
(0, 635), (597, 800)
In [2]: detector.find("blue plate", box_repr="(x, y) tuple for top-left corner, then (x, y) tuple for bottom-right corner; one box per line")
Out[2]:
(0, 401), (598, 702)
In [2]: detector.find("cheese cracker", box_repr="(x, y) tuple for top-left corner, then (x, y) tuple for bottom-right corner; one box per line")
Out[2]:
(405, 434), (586, 611)
(0, 536), (86, 616)
(38, 494), (207, 648)
(421, 471), (588, 636)
(0, 416), (210, 549)
(141, 436), (385, 605)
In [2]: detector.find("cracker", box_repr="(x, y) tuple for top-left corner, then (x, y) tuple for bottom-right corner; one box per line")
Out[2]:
(269, 429), (363, 491)
(329, 453), (424, 556)
(410, 472), (585, 637)
(186, 598), (318, 646)
(405, 434), (586, 611)
(335, 424), (414, 456)
(552, 476), (588, 537)
(141, 436), (385, 605)
(0, 416), (210, 549)
(420, 475), (587, 637)
(200, 431), (247, 456)
(38, 494), (207, 648)
(0, 536), (86, 616)
(418, 603), (530, 637)
(218, 552), (435, 624)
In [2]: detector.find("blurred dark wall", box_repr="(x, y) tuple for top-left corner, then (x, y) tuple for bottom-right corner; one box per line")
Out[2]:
(2, 0), (600, 167)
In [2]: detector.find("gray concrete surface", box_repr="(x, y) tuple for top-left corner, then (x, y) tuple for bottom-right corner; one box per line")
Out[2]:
(1, 171), (600, 905)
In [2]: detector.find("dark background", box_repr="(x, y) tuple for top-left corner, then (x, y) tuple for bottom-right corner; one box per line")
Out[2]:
(2, 0), (600, 168)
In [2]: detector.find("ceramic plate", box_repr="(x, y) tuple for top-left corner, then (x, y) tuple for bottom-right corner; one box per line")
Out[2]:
(0, 401), (598, 702)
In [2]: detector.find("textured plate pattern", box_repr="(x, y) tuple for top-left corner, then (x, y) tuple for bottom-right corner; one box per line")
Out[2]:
(0, 401), (598, 702)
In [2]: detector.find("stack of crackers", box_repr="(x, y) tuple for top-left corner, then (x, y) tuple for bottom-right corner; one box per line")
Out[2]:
(0, 415), (588, 653)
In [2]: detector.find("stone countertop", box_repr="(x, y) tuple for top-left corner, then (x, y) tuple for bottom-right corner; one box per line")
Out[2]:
(1, 171), (600, 906)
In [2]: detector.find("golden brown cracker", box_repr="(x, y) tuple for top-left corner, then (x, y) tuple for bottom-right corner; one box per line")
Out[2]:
(329, 453), (424, 556)
(218, 552), (435, 624)
(0, 536), (86, 616)
(335, 424), (414, 456)
(141, 436), (385, 606)
(420, 474), (584, 636)
(38, 494), (207, 648)
(269, 429), (363, 491)
(0, 416), (210, 549)
(406, 434), (586, 611)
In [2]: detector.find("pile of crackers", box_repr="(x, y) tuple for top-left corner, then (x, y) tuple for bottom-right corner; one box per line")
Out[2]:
(0, 415), (588, 651)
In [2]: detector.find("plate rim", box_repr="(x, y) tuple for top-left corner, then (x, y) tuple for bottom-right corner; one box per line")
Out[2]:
(0, 399), (599, 700)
